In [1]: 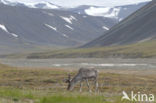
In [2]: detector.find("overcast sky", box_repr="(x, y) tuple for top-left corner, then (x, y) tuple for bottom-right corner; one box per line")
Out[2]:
(5, 0), (152, 7)
(48, 0), (152, 7)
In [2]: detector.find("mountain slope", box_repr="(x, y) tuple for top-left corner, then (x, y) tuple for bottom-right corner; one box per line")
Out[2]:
(0, 3), (117, 54)
(83, 0), (156, 47)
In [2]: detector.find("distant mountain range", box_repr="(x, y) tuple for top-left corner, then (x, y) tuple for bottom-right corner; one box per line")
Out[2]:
(0, 3), (118, 54)
(83, 0), (156, 47)
(67, 2), (148, 21)
(0, 0), (152, 7)
(0, 0), (149, 22)
(24, 0), (156, 59)
(0, 0), (61, 9)
(0, 0), (152, 55)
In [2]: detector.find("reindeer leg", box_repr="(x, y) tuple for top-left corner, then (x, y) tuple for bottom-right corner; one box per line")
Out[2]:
(79, 81), (83, 92)
(86, 79), (92, 93)
(94, 78), (99, 93)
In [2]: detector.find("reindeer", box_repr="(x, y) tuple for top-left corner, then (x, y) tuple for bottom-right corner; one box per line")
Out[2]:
(65, 68), (98, 92)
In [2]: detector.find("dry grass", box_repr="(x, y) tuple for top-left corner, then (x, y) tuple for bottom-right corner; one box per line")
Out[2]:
(0, 63), (156, 103)
(25, 40), (156, 59)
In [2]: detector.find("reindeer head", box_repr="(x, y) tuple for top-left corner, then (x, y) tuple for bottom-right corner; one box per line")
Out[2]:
(65, 74), (74, 91)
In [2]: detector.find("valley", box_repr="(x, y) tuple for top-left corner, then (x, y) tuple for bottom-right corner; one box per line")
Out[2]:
(0, 0), (156, 103)
(17, 40), (156, 59)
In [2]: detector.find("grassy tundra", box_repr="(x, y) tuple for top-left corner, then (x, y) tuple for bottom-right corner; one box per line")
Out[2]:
(0, 63), (156, 103)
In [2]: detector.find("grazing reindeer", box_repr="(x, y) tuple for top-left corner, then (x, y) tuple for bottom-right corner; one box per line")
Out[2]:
(66, 68), (98, 92)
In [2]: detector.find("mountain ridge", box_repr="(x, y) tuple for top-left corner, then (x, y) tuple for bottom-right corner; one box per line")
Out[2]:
(0, 0), (149, 21)
(82, 0), (156, 47)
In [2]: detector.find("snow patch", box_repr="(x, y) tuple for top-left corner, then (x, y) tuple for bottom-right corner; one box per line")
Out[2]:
(61, 16), (72, 24)
(102, 26), (109, 30)
(0, 24), (18, 38)
(45, 24), (57, 31)
(62, 34), (69, 38)
(70, 15), (77, 21)
(0, 24), (8, 32)
(85, 7), (121, 18)
(60, 15), (77, 24)
(65, 25), (74, 30)
(119, 18), (123, 21)
(11, 33), (18, 38)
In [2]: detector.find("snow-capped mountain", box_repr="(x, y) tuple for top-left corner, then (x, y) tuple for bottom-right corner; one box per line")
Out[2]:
(68, 2), (148, 21)
(0, 0), (151, 54)
(0, 0), (149, 21)
(0, 0), (61, 9)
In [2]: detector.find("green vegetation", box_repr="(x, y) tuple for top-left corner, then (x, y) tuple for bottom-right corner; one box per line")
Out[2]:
(0, 63), (156, 103)
(27, 40), (156, 59)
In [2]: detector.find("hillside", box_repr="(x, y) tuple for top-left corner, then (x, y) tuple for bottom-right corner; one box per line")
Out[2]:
(0, 3), (117, 54)
(26, 40), (156, 59)
(83, 0), (156, 47)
